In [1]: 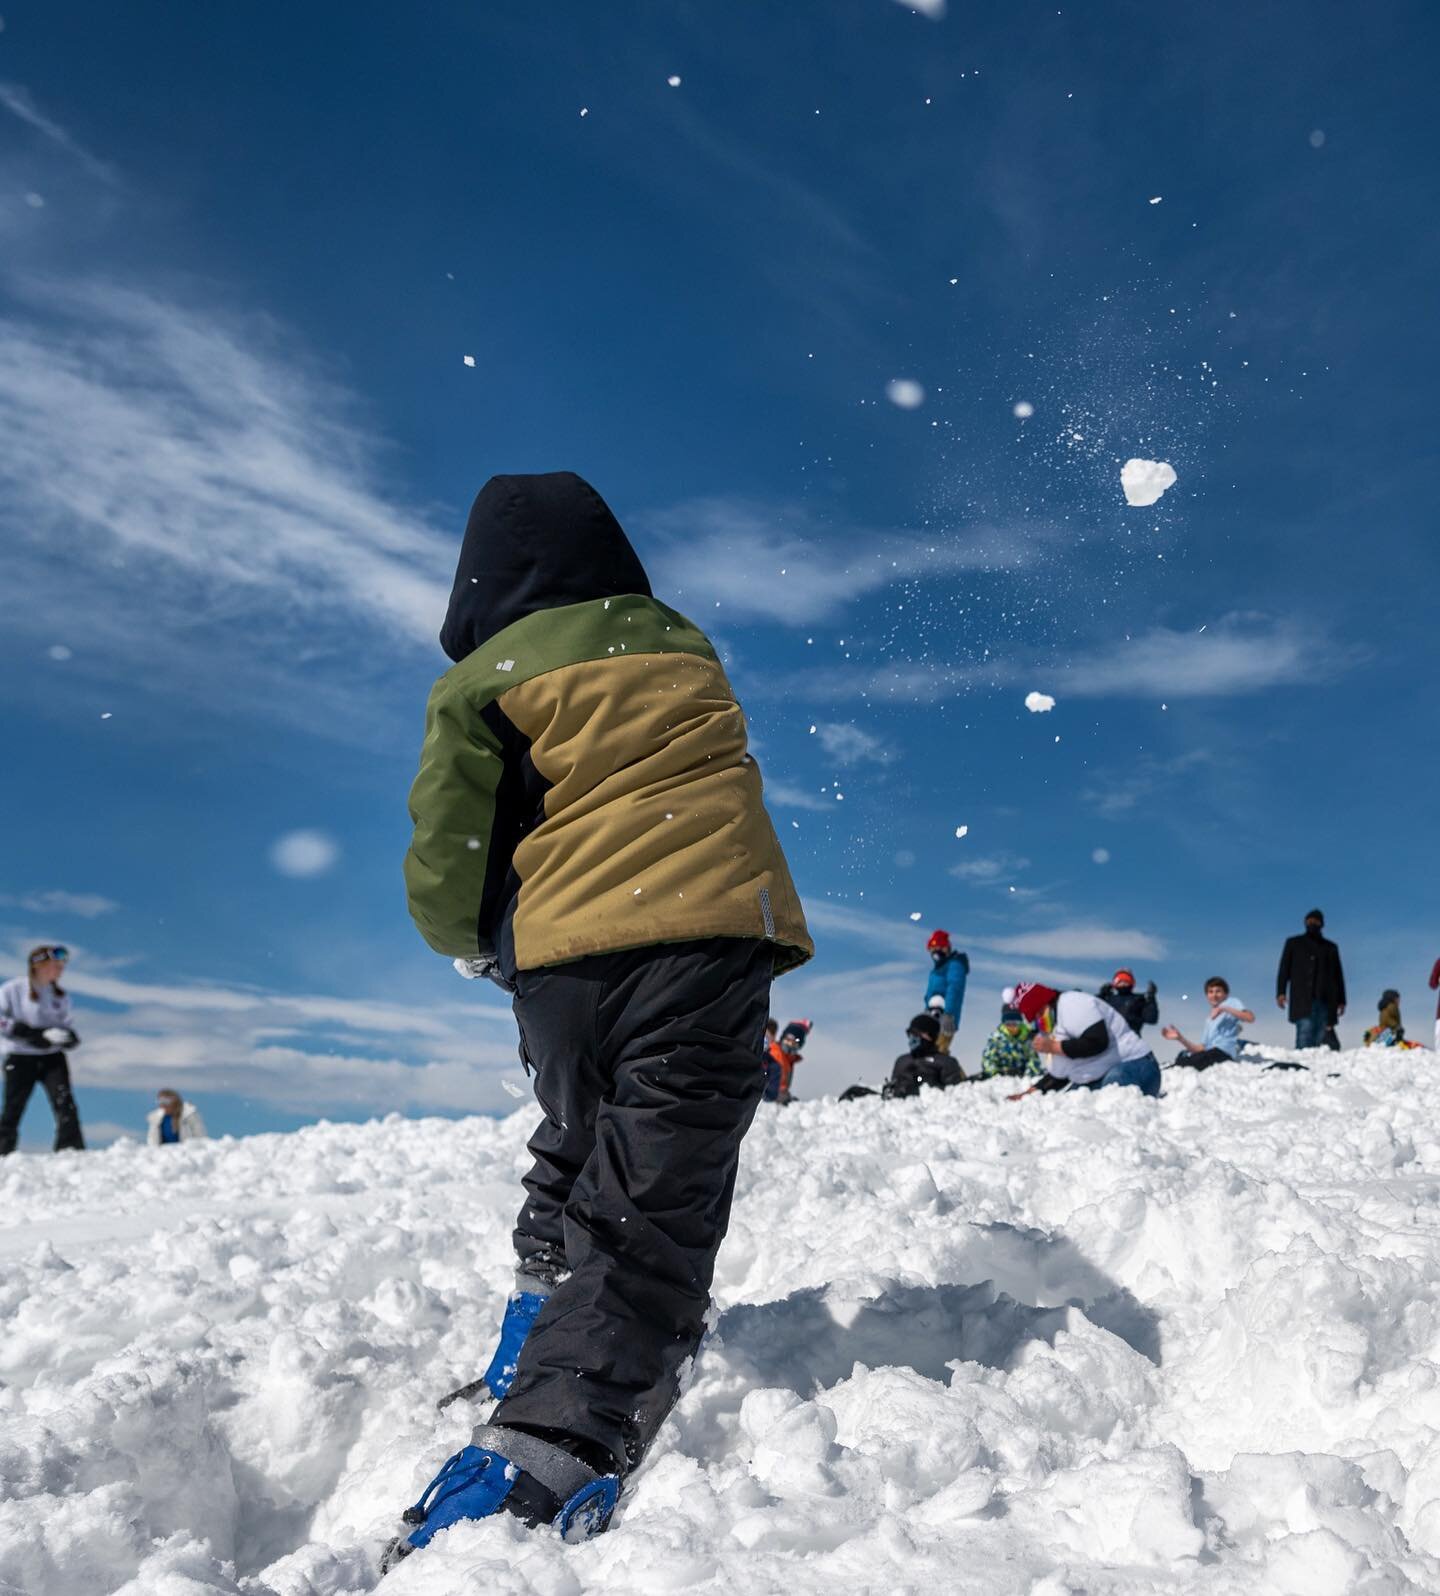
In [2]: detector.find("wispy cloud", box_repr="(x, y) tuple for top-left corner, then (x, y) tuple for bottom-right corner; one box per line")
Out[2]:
(815, 721), (892, 765)
(763, 780), (836, 813)
(0, 889), (118, 919)
(22, 959), (526, 1116)
(0, 83), (118, 184)
(949, 852), (1032, 885)
(0, 279), (453, 701)
(769, 613), (1351, 706)
(643, 496), (1049, 626)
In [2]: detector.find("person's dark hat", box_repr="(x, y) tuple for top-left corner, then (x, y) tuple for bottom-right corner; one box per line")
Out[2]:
(1000, 1005), (1025, 1025)
(1305, 908), (1325, 925)
(907, 1012), (941, 1042)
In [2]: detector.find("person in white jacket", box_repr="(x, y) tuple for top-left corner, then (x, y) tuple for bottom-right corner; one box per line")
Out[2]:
(1003, 981), (1162, 1098)
(0, 946), (85, 1154)
(147, 1088), (207, 1145)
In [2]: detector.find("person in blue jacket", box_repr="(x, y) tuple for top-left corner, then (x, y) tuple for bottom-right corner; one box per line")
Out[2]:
(924, 929), (970, 1053)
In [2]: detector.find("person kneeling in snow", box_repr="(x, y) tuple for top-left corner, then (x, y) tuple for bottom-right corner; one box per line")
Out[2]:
(1004, 981), (1162, 1099)
(391, 472), (811, 1567)
(1161, 977), (1255, 1070)
(979, 1004), (1043, 1079)
(885, 1012), (965, 1098)
(147, 1088), (207, 1144)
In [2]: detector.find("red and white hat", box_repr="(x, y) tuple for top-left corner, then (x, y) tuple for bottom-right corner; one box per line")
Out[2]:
(1011, 982), (1060, 1024)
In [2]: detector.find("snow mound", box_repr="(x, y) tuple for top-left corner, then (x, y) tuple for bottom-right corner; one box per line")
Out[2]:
(1121, 457), (1178, 506)
(4, 1050), (1440, 1593)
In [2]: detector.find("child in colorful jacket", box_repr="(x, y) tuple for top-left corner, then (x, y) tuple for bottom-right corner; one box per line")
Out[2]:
(389, 472), (811, 1566)
(979, 1005), (1043, 1079)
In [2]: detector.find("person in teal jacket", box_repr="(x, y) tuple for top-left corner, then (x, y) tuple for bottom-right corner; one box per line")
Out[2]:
(924, 929), (970, 1052)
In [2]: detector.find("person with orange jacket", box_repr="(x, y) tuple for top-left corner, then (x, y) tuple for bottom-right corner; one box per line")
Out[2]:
(765, 1019), (811, 1104)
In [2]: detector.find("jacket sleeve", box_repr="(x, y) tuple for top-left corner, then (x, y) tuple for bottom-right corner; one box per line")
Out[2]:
(404, 678), (507, 957)
(939, 1057), (964, 1088)
(1430, 960), (1440, 990)
(146, 1115), (161, 1147)
(1333, 945), (1346, 1010)
(945, 958), (969, 1014)
(887, 1056), (921, 1098)
(1276, 937), (1293, 998)
(1060, 1020), (1110, 1059)
(186, 1109), (208, 1140)
(1140, 989), (1159, 1026)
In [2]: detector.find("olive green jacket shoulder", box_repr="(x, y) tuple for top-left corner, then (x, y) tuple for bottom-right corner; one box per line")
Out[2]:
(404, 594), (812, 975)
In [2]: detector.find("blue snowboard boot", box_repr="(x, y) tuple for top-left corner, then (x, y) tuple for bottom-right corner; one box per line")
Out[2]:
(437, 1269), (552, 1412)
(380, 1424), (620, 1573)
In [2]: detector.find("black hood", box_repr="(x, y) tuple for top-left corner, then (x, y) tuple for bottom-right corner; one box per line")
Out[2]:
(439, 472), (652, 663)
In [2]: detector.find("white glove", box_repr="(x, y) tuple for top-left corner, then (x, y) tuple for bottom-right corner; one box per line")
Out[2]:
(927, 995), (946, 1011)
(43, 1027), (75, 1046)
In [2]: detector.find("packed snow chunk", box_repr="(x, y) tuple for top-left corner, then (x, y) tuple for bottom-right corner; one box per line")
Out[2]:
(1013, 400), (1034, 418)
(667, 75), (682, 87)
(885, 378), (926, 409)
(893, 0), (947, 16)
(268, 829), (339, 878)
(1121, 457), (1178, 507)
(1025, 691), (1056, 713)
(462, 354), (475, 367)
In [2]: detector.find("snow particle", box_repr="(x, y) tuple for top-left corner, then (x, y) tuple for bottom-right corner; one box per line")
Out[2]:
(1024, 691), (1056, 714)
(99, 710), (112, 720)
(892, 0), (947, 16)
(48, 645), (72, 661)
(24, 192), (44, 208)
(955, 825), (968, 839)
(1092, 847), (1111, 864)
(1013, 400), (1034, 418)
(462, 355), (475, 367)
(1309, 129), (1326, 148)
(270, 829), (340, 879)
(1149, 195), (1163, 205)
(1121, 457), (1178, 507)
(885, 378), (926, 410)
(579, 106), (589, 117)
(667, 74), (682, 87)
(909, 912), (922, 921)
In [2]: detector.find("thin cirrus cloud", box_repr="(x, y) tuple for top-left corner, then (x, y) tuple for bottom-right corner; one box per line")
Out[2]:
(0, 278), (454, 666)
(781, 613), (1347, 705)
(641, 496), (1048, 627)
(0, 82), (120, 185)
(0, 889), (119, 919)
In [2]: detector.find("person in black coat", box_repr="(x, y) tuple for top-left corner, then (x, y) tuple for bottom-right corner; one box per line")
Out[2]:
(1097, 969), (1159, 1035)
(1276, 909), (1346, 1049)
(884, 1013), (965, 1099)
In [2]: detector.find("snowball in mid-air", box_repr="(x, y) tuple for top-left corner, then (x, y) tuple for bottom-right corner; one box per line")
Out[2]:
(1121, 458), (1178, 507)
(667, 74), (682, 87)
(1025, 691), (1055, 714)
(1149, 195), (1163, 205)
(886, 379), (925, 410)
(462, 355), (475, 367)
(1013, 400), (1034, 419)
(270, 830), (340, 879)
(955, 825), (968, 839)
(48, 644), (72, 661)
(1092, 847), (1111, 864)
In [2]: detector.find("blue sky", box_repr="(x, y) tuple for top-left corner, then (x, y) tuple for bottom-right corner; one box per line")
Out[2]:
(2, 0), (1437, 1141)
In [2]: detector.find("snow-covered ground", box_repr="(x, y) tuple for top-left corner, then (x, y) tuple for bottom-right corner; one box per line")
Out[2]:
(6, 1048), (1440, 1595)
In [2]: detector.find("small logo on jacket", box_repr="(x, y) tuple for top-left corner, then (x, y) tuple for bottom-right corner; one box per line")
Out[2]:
(759, 886), (775, 939)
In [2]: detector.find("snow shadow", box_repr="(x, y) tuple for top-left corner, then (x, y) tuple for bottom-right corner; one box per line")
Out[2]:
(713, 1229), (1160, 1395)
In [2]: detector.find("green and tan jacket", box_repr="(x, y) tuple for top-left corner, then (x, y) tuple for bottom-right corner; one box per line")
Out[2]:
(404, 474), (810, 977)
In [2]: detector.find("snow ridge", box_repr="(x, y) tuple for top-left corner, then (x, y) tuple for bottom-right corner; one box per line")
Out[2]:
(4, 1051), (1440, 1593)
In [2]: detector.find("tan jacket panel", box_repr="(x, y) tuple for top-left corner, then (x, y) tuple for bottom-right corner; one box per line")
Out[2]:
(498, 651), (811, 972)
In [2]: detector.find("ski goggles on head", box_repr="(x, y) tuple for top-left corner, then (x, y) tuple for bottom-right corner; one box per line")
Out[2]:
(29, 946), (68, 965)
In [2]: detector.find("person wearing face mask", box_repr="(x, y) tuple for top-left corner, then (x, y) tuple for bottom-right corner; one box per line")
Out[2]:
(0, 946), (86, 1155)
(1276, 909), (1346, 1049)
(923, 929), (970, 1053)
(883, 1012), (965, 1099)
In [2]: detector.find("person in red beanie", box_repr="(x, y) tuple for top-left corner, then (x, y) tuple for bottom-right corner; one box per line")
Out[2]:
(924, 929), (969, 1053)
(1096, 968), (1159, 1036)
(1004, 981), (1161, 1098)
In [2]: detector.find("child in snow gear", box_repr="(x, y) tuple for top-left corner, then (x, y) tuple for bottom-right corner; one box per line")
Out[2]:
(1364, 990), (1406, 1047)
(1005, 981), (1162, 1099)
(979, 1005), (1043, 1079)
(146, 1088), (207, 1144)
(392, 472), (811, 1568)
(1097, 969), (1159, 1036)
(766, 1019), (810, 1104)
(884, 1012), (965, 1098)
(0, 947), (85, 1156)
(1162, 978), (1255, 1069)
(924, 929), (969, 1053)
(1277, 909), (1346, 1049)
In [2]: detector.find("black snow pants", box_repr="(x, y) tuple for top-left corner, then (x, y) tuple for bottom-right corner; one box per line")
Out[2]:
(1171, 1048), (1233, 1072)
(491, 936), (771, 1474)
(0, 1052), (85, 1154)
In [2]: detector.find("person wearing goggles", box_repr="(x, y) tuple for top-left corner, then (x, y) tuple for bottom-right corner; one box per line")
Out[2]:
(1, 946), (86, 1154)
